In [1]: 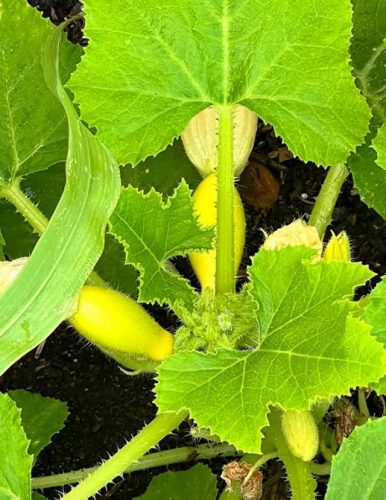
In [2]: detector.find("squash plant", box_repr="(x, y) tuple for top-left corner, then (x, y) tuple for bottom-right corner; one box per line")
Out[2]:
(1, 0), (386, 498)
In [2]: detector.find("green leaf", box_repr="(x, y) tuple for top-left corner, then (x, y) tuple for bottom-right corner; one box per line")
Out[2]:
(156, 247), (386, 453)
(364, 278), (386, 393)
(349, 143), (386, 219)
(0, 166), (138, 296)
(348, 0), (386, 216)
(0, 26), (120, 375)
(374, 124), (386, 168)
(135, 464), (217, 500)
(70, 0), (369, 167)
(109, 181), (213, 310)
(0, 393), (33, 499)
(0, 0), (81, 182)
(326, 417), (386, 500)
(121, 140), (201, 196)
(0, 228), (4, 260)
(351, 0), (386, 124)
(9, 390), (68, 461)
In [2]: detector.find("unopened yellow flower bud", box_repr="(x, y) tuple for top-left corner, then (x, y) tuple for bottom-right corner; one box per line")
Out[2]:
(323, 231), (351, 262)
(263, 220), (322, 254)
(182, 105), (258, 178)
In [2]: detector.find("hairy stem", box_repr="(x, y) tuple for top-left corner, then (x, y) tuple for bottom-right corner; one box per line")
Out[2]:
(309, 163), (348, 239)
(270, 409), (316, 500)
(0, 180), (48, 235)
(32, 442), (236, 490)
(216, 104), (235, 295)
(310, 462), (331, 476)
(0, 180), (106, 288)
(62, 411), (187, 500)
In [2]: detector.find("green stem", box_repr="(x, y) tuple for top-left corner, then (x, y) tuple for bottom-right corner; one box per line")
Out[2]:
(243, 452), (278, 484)
(62, 411), (187, 500)
(0, 180), (48, 235)
(270, 409), (316, 500)
(310, 462), (331, 476)
(0, 180), (107, 288)
(32, 442), (236, 490)
(216, 105), (235, 295)
(309, 163), (348, 239)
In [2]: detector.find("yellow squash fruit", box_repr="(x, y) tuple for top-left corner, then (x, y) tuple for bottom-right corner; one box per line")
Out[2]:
(189, 173), (246, 290)
(323, 231), (351, 262)
(281, 409), (319, 462)
(182, 105), (258, 177)
(0, 258), (173, 362)
(263, 219), (322, 255)
(71, 286), (174, 361)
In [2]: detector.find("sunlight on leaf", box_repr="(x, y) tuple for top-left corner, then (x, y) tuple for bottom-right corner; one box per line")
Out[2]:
(70, 0), (370, 167)
(156, 247), (386, 452)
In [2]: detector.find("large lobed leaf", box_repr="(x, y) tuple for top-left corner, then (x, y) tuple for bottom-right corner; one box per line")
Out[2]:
(0, 19), (120, 374)
(156, 247), (386, 453)
(109, 181), (213, 310)
(70, 0), (369, 167)
(0, 394), (33, 499)
(326, 417), (386, 500)
(0, 0), (80, 182)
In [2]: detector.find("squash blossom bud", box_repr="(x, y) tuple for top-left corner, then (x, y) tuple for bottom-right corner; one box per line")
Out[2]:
(263, 219), (322, 255)
(182, 105), (258, 178)
(323, 231), (351, 262)
(188, 173), (246, 290)
(281, 409), (319, 462)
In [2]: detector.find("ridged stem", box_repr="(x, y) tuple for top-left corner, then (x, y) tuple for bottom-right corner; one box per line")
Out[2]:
(32, 442), (236, 490)
(216, 105), (235, 295)
(270, 409), (316, 500)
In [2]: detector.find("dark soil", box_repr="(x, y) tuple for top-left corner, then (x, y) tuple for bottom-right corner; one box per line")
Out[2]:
(2, 122), (386, 499)
(3, 3), (386, 499)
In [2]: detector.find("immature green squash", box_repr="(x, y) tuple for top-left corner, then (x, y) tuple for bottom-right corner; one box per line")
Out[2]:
(188, 173), (246, 290)
(281, 409), (319, 462)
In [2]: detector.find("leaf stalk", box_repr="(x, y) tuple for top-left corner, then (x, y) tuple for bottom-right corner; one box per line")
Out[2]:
(309, 163), (348, 239)
(216, 105), (235, 295)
